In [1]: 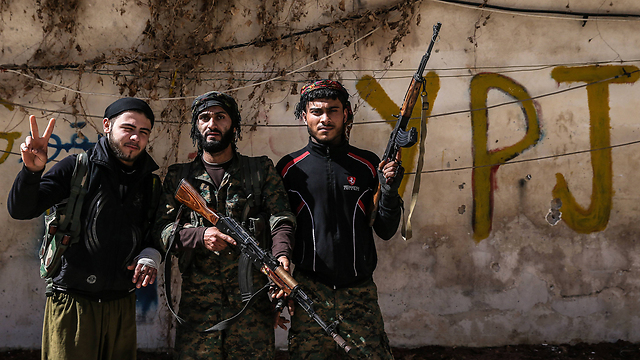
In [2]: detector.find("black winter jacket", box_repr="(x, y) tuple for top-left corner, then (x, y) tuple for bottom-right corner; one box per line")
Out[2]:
(8, 136), (161, 300)
(276, 139), (401, 288)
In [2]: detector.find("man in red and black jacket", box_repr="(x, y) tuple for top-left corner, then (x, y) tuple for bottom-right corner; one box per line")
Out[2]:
(276, 80), (403, 359)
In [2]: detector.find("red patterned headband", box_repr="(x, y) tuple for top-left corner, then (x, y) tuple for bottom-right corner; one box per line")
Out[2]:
(300, 80), (353, 118)
(300, 80), (348, 97)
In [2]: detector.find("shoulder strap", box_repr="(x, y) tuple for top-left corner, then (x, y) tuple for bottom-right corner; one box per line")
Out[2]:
(239, 154), (264, 209)
(164, 160), (195, 325)
(59, 152), (90, 238)
(237, 155), (270, 303)
(147, 174), (162, 223)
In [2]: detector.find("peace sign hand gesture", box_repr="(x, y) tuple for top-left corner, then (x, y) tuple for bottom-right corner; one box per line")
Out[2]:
(20, 115), (55, 172)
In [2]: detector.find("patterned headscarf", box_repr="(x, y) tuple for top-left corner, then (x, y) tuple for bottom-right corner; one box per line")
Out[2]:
(190, 91), (242, 148)
(297, 79), (354, 141)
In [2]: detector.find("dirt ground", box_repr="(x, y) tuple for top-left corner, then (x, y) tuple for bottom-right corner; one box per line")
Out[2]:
(1, 341), (638, 360)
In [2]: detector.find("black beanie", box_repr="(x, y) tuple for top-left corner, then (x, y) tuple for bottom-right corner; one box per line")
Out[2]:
(103, 97), (155, 127)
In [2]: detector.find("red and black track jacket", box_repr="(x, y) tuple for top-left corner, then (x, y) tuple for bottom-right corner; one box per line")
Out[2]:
(277, 139), (401, 288)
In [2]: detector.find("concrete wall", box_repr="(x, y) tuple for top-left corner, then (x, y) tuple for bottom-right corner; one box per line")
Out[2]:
(2, 0), (640, 350)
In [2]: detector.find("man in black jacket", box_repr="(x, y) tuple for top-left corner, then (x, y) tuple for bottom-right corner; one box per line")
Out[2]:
(8, 98), (162, 360)
(276, 80), (403, 359)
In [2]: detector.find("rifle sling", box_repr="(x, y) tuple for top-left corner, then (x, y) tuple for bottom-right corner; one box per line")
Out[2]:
(60, 152), (89, 236)
(163, 205), (187, 326)
(204, 283), (270, 332)
(403, 90), (429, 240)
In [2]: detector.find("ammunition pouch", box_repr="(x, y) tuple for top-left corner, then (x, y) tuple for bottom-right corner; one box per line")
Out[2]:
(39, 152), (89, 285)
(39, 208), (74, 279)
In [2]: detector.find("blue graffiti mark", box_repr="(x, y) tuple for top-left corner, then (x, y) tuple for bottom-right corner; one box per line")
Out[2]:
(17, 133), (99, 164)
(47, 133), (98, 162)
(136, 282), (158, 319)
(45, 133), (99, 162)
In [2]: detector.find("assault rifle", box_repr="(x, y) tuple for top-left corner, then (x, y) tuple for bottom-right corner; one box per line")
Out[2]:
(370, 22), (442, 225)
(174, 179), (353, 354)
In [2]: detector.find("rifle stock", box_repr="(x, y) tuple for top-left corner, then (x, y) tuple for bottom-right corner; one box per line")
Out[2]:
(173, 179), (353, 354)
(174, 179), (221, 226)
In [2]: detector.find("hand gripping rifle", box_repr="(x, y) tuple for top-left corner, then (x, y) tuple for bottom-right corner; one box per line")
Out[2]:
(369, 22), (442, 226)
(174, 179), (353, 354)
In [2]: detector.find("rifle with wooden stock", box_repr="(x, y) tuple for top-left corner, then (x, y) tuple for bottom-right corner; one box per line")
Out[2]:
(174, 179), (353, 354)
(370, 22), (442, 227)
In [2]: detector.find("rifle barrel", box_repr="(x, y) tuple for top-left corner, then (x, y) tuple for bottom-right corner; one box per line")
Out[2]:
(416, 22), (442, 78)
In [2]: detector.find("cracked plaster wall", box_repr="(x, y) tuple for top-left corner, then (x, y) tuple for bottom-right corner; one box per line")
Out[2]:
(1, 0), (640, 351)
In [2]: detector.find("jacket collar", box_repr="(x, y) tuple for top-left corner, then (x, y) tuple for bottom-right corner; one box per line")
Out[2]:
(90, 136), (159, 175)
(306, 137), (349, 158)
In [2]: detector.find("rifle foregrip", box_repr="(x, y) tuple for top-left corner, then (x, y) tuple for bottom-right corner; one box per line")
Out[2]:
(272, 266), (298, 294)
(399, 78), (423, 118)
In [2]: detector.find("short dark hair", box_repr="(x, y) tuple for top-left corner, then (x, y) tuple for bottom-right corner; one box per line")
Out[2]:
(294, 81), (353, 123)
(104, 97), (155, 127)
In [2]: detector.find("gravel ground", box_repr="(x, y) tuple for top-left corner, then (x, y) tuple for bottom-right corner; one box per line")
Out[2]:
(1, 341), (638, 360)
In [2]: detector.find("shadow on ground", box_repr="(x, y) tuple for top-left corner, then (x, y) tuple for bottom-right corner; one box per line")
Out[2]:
(0, 341), (638, 359)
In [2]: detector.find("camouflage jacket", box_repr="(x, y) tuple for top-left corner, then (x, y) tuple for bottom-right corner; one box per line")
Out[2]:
(154, 152), (295, 269)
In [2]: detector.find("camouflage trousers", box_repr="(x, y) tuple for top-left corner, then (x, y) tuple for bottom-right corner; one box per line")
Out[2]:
(174, 250), (275, 360)
(288, 271), (394, 360)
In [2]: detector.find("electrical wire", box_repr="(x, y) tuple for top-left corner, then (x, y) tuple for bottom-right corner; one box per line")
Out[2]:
(1, 27), (380, 102)
(5, 67), (638, 127)
(7, 59), (640, 86)
(431, 0), (640, 22)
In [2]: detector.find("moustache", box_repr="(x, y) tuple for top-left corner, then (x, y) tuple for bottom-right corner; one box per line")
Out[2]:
(123, 142), (140, 151)
(204, 130), (222, 137)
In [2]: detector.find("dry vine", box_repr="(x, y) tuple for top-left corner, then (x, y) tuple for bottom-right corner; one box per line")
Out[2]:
(1, 0), (423, 172)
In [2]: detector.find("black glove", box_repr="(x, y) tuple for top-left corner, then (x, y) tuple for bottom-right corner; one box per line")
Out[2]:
(378, 165), (405, 195)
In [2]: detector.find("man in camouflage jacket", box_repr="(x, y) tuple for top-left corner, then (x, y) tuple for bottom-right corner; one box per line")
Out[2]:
(155, 91), (295, 360)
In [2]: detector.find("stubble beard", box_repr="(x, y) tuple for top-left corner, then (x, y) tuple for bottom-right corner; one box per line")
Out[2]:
(107, 133), (140, 164)
(307, 125), (344, 146)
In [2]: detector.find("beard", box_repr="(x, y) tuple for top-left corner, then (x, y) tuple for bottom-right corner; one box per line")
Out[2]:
(107, 133), (141, 164)
(197, 127), (235, 154)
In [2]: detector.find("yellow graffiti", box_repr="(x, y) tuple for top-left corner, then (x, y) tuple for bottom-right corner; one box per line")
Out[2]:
(471, 73), (541, 242)
(0, 98), (14, 111)
(551, 65), (639, 233)
(356, 73), (440, 195)
(0, 132), (21, 164)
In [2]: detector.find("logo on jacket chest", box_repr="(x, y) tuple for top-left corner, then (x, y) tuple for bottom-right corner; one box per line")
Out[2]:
(344, 176), (359, 191)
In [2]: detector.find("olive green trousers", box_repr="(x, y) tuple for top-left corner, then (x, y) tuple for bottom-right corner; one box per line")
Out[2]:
(42, 292), (137, 360)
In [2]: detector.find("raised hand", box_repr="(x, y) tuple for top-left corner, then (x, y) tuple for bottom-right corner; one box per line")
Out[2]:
(20, 115), (55, 172)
